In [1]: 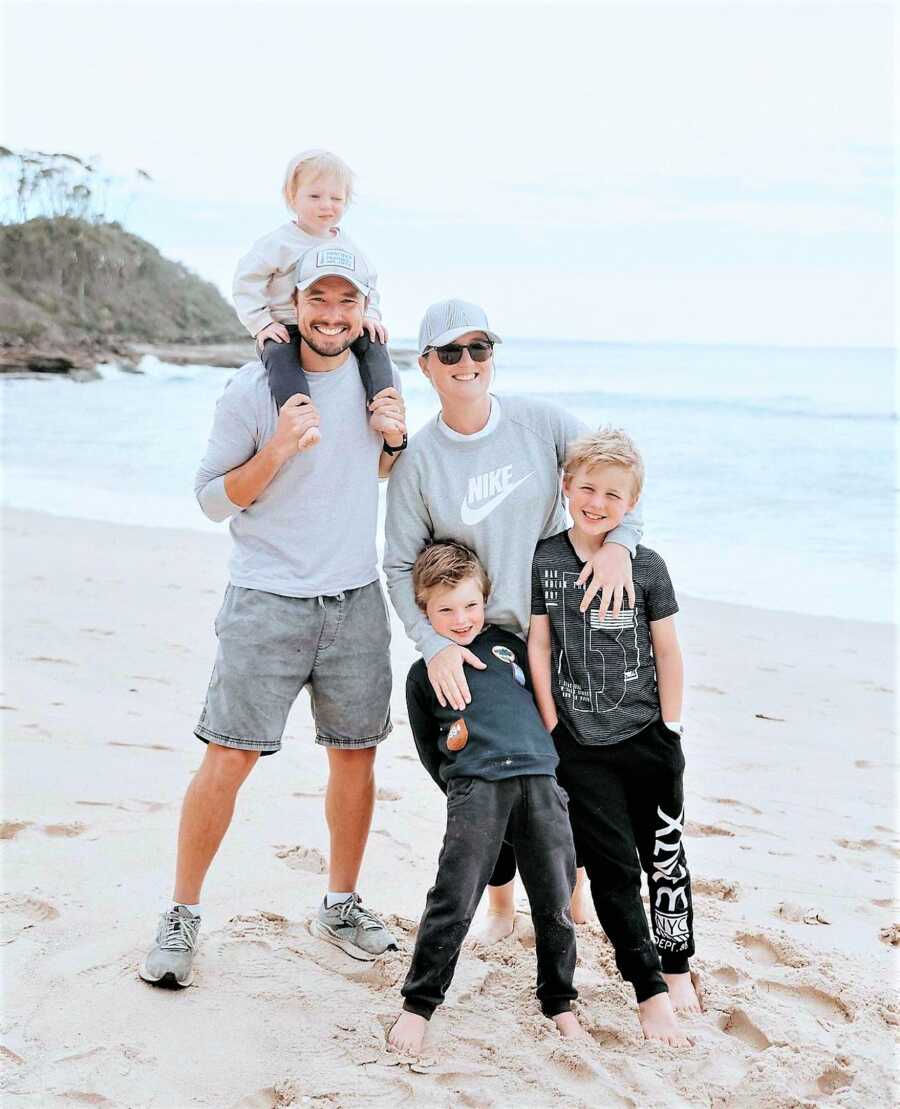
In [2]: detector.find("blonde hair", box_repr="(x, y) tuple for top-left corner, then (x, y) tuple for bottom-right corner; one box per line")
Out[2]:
(282, 149), (355, 211)
(563, 426), (645, 498)
(413, 542), (492, 610)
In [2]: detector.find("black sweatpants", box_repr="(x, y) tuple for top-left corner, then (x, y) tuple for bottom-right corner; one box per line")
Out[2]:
(401, 775), (578, 1020)
(260, 324), (394, 411)
(488, 717), (694, 1003)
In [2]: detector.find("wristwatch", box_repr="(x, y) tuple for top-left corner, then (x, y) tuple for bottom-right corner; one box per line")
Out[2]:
(382, 433), (408, 456)
(664, 721), (685, 736)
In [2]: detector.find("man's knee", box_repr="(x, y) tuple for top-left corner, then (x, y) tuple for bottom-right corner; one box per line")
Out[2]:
(327, 745), (376, 778)
(202, 743), (260, 788)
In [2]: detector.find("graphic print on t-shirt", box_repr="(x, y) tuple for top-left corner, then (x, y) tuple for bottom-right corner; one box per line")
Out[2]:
(542, 568), (642, 715)
(460, 466), (534, 526)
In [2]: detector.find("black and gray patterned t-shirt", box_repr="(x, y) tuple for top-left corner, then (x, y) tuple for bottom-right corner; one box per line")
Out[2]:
(531, 533), (678, 746)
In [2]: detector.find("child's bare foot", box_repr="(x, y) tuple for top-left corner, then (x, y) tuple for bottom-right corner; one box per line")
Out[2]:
(297, 426), (321, 451)
(387, 1011), (428, 1055)
(553, 1011), (587, 1039)
(638, 992), (692, 1047)
(473, 911), (516, 945)
(663, 971), (702, 1014)
(570, 867), (590, 924)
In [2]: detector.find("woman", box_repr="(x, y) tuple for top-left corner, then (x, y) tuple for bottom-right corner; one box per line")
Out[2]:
(384, 298), (643, 937)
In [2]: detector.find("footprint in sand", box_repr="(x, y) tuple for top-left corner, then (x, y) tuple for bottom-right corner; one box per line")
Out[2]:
(1, 895), (60, 942)
(275, 844), (328, 873)
(376, 788), (402, 801)
(30, 656), (75, 665)
(107, 741), (174, 752)
(878, 923), (900, 946)
(757, 980), (852, 1023)
(0, 821), (32, 840)
(702, 796), (763, 817)
(686, 821), (735, 838)
(43, 822), (87, 838)
(735, 931), (807, 969)
(720, 1007), (770, 1051)
(712, 965), (743, 986)
(693, 877), (740, 901)
(835, 837), (900, 861)
(809, 1065), (854, 1098)
(59, 1093), (115, 1105)
(691, 683), (726, 695)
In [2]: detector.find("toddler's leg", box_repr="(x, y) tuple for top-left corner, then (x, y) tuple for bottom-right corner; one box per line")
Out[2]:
(475, 837), (517, 944)
(261, 327), (309, 410)
(630, 720), (699, 1013)
(390, 779), (514, 1055)
(351, 335), (401, 435)
(512, 777), (580, 1034)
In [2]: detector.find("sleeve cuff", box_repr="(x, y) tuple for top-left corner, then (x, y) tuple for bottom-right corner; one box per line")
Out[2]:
(420, 629), (455, 664)
(197, 475), (243, 523)
(605, 527), (638, 557)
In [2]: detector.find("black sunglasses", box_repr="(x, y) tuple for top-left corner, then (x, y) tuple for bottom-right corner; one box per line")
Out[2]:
(426, 340), (494, 366)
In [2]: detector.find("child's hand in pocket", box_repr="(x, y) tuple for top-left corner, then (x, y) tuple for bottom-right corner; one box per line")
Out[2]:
(362, 318), (388, 344)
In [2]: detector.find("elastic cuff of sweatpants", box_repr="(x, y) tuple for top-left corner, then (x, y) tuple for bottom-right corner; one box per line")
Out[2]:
(541, 999), (573, 1018)
(633, 975), (668, 1004)
(660, 953), (691, 975)
(401, 999), (434, 1020)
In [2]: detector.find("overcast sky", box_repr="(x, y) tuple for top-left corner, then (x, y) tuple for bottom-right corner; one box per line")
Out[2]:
(4, 0), (894, 346)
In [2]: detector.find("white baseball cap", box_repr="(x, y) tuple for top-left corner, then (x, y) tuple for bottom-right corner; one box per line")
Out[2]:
(418, 299), (503, 354)
(295, 245), (373, 297)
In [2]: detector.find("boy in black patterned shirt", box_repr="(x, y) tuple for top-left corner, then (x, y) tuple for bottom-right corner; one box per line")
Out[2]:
(528, 426), (699, 1048)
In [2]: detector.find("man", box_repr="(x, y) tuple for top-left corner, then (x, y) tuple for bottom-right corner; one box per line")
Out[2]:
(140, 247), (407, 988)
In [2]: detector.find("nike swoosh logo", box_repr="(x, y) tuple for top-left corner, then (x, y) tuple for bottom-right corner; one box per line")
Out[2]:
(460, 472), (535, 526)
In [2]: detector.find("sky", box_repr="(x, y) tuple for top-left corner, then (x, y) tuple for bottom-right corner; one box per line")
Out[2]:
(3, 0), (895, 347)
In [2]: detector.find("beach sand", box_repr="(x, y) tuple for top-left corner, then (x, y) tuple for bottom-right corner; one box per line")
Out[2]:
(2, 508), (897, 1107)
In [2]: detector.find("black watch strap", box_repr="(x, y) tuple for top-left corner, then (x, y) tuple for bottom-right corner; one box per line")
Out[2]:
(382, 433), (408, 456)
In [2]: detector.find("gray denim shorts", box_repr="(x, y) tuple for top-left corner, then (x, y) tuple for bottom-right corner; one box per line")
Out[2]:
(195, 581), (392, 755)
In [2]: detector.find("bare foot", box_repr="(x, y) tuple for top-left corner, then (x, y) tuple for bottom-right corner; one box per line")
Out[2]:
(553, 1011), (587, 1039)
(297, 427), (321, 451)
(387, 1011), (428, 1055)
(473, 911), (516, 945)
(570, 867), (589, 924)
(663, 971), (702, 1014)
(638, 992), (692, 1047)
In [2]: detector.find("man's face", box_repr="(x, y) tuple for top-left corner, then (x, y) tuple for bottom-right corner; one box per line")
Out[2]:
(296, 276), (366, 358)
(424, 577), (486, 646)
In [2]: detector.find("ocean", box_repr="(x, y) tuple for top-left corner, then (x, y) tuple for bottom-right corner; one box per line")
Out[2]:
(2, 339), (895, 623)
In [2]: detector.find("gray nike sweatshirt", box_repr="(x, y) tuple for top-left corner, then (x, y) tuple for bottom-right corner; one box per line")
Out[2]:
(383, 395), (643, 662)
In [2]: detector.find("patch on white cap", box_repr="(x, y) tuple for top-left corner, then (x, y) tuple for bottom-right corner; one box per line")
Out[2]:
(316, 247), (356, 271)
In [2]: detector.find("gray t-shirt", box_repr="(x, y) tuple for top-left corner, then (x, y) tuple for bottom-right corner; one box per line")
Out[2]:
(532, 533), (678, 745)
(195, 355), (395, 597)
(384, 395), (643, 662)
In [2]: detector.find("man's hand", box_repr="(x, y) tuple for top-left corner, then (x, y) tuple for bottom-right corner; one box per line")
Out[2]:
(271, 393), (321, 456)
(426, 644), (487, 711)
(362, 318), (388, 344)
(256, 322), (291, 345)
(369, 387), (405, 443)
(576, 542), (635, 618)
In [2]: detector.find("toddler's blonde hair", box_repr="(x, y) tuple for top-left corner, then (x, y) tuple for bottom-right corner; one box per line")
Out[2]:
(563, 426), (645, 498)
(282, 149), (355, 211)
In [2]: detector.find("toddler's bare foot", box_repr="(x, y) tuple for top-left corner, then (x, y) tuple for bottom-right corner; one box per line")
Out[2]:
(638, 992), (692, 1047)
(663, 971), (702, 1014)
(570, 867), (590, 924)
(473, 911), (516, 945)
(553, 1011), (586, 1039)
(388, 1011), (428, 1055)
(297, 426), (321, 451)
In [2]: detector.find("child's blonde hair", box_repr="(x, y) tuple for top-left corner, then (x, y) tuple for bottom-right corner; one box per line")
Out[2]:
(563, 426), (645, 498)
(413, 542), (492, 610)
(282, 149), (355, 211)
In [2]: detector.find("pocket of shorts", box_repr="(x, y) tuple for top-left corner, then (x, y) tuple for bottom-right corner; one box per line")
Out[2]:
(446, 777), (477, 806)
(213, 585), (234, 636)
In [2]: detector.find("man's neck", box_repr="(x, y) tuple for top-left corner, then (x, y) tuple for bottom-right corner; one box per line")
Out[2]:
(568, 525), (608, 560)
(440, 395), (492, 435)
(299, 344), (352, 375)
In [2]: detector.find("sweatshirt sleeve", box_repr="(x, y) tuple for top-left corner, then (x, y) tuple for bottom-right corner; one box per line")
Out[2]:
(384, 454), (455, 663)
(547, 401), (644, 556)
(232, 245), (276, 338)
(406, 669), (446, 793)
(193, 377), (259, 522)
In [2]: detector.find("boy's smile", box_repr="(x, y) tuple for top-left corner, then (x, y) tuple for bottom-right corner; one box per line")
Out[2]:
(564, 462), (638, 543)
(424, 577), (486, 646)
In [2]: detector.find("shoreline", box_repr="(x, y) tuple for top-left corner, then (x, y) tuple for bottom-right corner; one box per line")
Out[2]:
(3, 507), (897, 1106)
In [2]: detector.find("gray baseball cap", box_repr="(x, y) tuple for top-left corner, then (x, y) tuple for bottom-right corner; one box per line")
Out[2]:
(295, 244), (373, 297)
(418, 299), (503, 354)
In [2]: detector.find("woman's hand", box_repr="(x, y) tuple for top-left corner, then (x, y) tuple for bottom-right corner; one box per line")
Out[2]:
(256, 322), (291, 345)
(426, 644), (487, 711)
(576, 542), (635, 617)
(363, 318), (388, 344)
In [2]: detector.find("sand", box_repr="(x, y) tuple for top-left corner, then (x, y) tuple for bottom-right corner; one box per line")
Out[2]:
(2, 508), (897, 1108)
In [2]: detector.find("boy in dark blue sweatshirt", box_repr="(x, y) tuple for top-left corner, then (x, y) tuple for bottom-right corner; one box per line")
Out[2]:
(388, 542), (581, 1056)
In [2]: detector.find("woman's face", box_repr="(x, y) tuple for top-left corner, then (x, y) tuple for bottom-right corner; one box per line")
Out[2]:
(419, 330), (493, 406)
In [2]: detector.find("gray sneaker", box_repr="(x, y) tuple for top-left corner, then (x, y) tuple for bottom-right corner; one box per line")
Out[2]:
(139, 905), (201, 988)
(311, 894), (397, 961)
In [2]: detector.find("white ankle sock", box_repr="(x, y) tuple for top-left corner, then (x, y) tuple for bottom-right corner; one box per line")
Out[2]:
(171, 901), (201, 916)
(325, 891), (354, 908)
